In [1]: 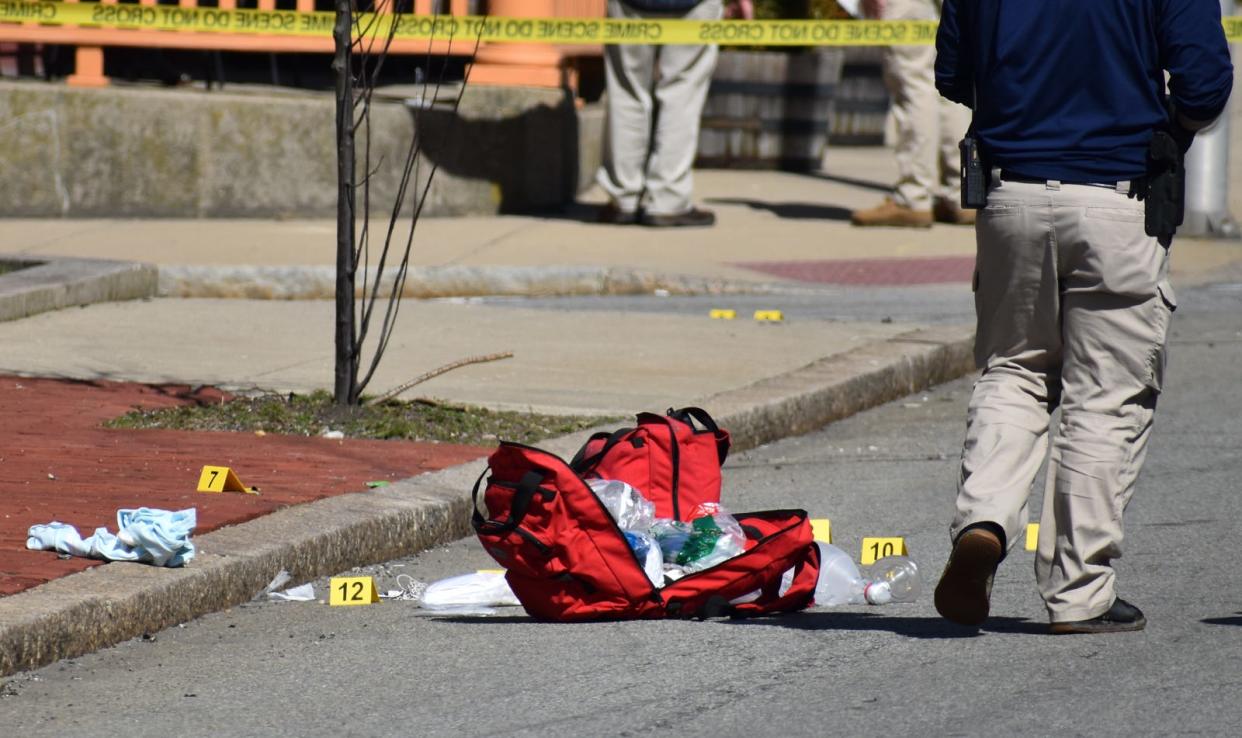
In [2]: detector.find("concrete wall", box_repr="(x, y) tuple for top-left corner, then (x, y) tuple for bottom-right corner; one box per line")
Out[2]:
(0, 81), (602, 218)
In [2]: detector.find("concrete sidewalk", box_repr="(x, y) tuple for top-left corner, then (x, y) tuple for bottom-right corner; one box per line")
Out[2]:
(5, 149), (1239, 295)
(2, 153), (1240, 678)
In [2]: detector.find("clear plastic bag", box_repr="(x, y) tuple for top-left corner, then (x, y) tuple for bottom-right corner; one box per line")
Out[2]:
(814, 542), (866, 606)
(587, 479), (656, 532)
(650, 503), (747, 574)
(686, 502), (746, 542)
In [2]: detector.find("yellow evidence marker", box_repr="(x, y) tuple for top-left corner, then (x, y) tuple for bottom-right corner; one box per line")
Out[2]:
(709, 309), (737, 320)
(329, 576), (380, 606)
(810, 518), (832, 544)
(753, 310), (784, 322)
(860, 536), (908, 565)
(1025, 523), (1039, 551)
(196, 465), (260, 495)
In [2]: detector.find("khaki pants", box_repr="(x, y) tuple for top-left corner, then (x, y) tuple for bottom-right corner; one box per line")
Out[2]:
(952, 177), (1176, 622)
(596, 0), (722, 216)
(881, 0), (971, 210)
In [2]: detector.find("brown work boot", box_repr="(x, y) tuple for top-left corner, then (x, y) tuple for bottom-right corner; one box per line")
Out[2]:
(851, 197), (933, 228)
(933, 197), (977, 225)
(934, 526), (1003, 626)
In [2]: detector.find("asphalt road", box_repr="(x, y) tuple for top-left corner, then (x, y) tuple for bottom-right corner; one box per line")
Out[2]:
(3, 281), (1240, 737)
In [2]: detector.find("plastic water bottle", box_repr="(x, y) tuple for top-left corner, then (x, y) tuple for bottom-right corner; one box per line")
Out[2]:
(859, 556), (921, 605)
(813, 543), (921, 606)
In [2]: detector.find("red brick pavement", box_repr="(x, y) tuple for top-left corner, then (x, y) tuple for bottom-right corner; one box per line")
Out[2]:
(0, 376), (489, 597)
(733, 256), (975, 285)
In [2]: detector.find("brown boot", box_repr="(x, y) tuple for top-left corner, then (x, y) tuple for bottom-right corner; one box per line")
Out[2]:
(933, 197), (977, 225)
(851, 197), (933, 228)
(934, 526), (1003, 626)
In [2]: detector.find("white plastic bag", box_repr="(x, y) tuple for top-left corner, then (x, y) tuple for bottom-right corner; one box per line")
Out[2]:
(421, 571), (520, 610)
(623, 530), (665, 587)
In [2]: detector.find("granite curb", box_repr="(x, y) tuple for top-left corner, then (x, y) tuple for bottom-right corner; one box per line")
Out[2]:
(156, 264), (804, 300)
(0, 322), (975, 678)
(0, 256), (158, 323)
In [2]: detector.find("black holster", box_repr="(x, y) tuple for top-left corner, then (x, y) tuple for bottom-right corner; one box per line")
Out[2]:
(1144, 131), (1185, 242)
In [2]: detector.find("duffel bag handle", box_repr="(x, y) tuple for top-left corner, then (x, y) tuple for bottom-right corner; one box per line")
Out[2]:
(568, 427), (634, 474)
(471, 468), (550, 535)
(667, 406), (729, 464)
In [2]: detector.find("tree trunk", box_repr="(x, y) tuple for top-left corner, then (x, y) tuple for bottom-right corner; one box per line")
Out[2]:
(332, 0), (358, 405)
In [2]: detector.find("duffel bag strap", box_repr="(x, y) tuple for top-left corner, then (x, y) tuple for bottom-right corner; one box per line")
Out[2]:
(471, 469), (551, 535)
(568, 427), (634, 474)
(748, 543), (821, 613)
(667, 406), (730, 464)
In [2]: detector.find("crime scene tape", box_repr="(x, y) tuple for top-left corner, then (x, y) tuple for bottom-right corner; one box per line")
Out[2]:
(1, 1), (1239, 45)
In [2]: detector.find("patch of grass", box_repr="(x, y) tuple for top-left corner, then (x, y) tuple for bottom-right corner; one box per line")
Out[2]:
(0, 260), (38, 276)
(105, 389), (616, 446)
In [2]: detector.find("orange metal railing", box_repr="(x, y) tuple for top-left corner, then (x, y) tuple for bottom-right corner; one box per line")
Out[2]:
(0, 0), (604, 87)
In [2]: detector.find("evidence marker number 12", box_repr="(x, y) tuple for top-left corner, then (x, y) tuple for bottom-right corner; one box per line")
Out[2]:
(330, 576), (379, 606)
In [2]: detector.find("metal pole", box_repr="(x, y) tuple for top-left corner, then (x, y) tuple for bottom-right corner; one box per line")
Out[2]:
(1182, 0), (1239, 239)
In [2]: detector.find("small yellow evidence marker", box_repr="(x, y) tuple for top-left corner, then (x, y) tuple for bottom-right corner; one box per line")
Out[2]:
(810, 518), (832, 544)
(753, 310), (784, 322)
(329, 576), (379, 606)
(1025, 523), (1039, 551)
(860, 536), (908, 565)
(709, 309), (737, 319)
(197, 465), (260, 495)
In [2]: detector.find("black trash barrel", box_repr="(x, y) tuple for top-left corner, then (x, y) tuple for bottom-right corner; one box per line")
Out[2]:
(828, 47), (891, 146)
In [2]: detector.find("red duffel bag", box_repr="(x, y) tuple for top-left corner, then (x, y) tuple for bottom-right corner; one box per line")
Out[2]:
(472, 440), (819, 622)
(569, 407), (730, 521)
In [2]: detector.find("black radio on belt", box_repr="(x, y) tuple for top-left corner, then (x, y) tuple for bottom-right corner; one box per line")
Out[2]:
(960, 133), (990, 209)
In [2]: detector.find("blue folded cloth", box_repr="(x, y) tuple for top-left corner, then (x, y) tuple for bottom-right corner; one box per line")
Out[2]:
(27, 507), (197, 567)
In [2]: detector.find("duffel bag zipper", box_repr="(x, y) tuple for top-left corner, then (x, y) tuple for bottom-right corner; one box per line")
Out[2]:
(583, 481), (664, 604)
(495, 443), (662, 603)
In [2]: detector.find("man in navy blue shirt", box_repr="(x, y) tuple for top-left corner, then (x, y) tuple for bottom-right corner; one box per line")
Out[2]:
(931, 0), (1232, 634)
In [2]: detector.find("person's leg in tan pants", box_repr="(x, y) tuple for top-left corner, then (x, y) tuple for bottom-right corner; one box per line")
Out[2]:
(851, 0), (973, 228)
(936, 177), (1173, 632)
(596, 0), (721, 225)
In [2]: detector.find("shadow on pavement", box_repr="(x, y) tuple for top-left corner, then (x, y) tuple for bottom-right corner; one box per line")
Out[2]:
(726, 611), (1049, 638)
(802, 170), (892, 193)
(704, 198), (853, 221)
(430, 612), (1051, 637)
(1201, 613), (1242, 626)
(537, 201), (616, 224)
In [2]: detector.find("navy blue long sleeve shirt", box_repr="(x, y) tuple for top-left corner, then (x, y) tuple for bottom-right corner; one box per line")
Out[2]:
(936, 0), (1234, 183)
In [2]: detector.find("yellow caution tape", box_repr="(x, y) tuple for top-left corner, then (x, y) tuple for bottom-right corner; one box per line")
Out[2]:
(1225, 16), (1242, 41)
(1, 3), (1238, 45)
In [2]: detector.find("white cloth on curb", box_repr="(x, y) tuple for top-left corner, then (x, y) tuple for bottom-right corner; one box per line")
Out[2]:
(26, 507), (197, 567)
